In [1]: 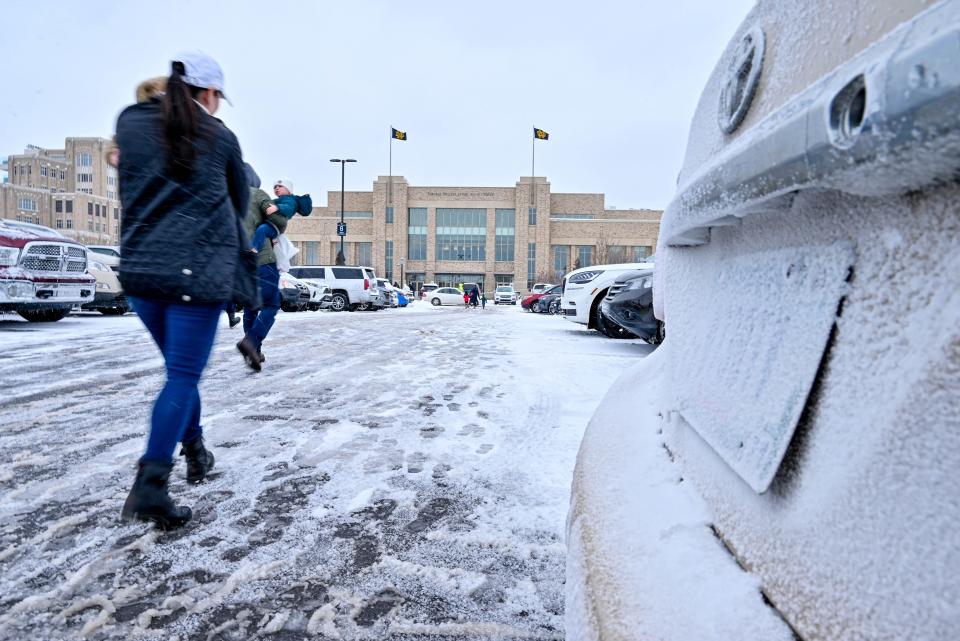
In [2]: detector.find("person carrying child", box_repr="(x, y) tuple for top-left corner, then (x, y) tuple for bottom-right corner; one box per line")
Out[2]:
(249, 178), (312, 253)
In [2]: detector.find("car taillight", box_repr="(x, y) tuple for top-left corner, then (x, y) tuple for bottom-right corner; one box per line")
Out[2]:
(364, 278), (369, 290)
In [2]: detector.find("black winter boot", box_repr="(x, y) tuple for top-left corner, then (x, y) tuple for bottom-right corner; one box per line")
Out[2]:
(237, 335), (261, 372)
(181, 437), (215, 484)
(121, 461), (192, 530)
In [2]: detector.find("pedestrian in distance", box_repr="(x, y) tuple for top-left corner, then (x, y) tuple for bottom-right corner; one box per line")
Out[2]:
(463, 290), (470, 308)
(236, 166), (290, 371)
(116, 52), (248, 530)
(469, 285), (480, 308)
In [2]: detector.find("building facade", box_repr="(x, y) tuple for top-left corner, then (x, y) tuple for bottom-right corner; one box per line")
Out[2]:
(1, 138), (120, 244)
(286, 176), (661, 291)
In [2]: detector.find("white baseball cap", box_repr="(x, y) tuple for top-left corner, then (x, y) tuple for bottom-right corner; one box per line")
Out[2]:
(173, 51), (233, 105)
(274, 178), (294, 192)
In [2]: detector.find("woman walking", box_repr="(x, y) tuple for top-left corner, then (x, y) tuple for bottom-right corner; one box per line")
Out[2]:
(116, 52), (249, 529)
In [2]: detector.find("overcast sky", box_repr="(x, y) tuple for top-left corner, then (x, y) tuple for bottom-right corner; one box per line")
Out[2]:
(1, 0), (754, 210)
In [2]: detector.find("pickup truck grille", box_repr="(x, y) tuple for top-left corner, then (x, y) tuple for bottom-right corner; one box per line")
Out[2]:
(21, 242), (87, 273)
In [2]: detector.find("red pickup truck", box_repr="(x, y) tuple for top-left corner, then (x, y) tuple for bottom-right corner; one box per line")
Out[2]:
(0, 219), (95, 322)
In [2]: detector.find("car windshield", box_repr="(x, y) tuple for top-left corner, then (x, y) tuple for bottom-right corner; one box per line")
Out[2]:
(496, 286), (512, 292)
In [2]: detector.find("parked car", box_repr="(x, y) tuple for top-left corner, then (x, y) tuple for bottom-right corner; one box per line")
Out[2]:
(85, 245), (121, 271)
(569, 3), (960, 640)
(535, 291), (562, 315)
(377, 279), (396, 308)
(0, 219), (95, 322)
(278, 272), (311, 312)
(419, 282), (440, 300)
(426, 287), (467, 306)
(529, 282), (554, 295)
(493, 285), (517, 305)
(82, 257), (130, 315)
(287, 265), (380, 311)
(560, 261), (653, 331)
(301, 280), (330, 311)
(598, 269), (662, 342)
(522, 284), (561, 312)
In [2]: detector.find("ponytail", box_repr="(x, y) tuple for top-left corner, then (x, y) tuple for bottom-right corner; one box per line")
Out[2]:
(161, 61), (203, 179)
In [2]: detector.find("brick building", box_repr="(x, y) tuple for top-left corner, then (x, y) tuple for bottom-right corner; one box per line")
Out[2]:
(286, 175), (661, 291)
(1, 138), (120, 244)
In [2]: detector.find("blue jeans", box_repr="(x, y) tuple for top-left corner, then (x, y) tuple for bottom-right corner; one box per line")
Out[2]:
(250, 222), (279, 252)
(129, 296), (222, 464)
(243, 262), (281, 351)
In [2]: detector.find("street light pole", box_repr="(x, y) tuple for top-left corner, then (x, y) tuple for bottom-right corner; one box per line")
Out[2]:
(330, 158), (357, 265)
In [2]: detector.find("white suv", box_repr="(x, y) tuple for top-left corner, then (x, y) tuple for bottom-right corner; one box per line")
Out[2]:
(494, 285), (517, 305)
(560, 261), (654, 329)
(286, 265), (380, 311)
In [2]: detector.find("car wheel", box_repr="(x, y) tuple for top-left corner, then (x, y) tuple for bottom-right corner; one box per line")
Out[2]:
(549, 299), (561, 315)
(18, 309), (68, 322)
(358, 302), (370, 311)
(532, 300), (541, 313)
(431, 297), (441, 306)
(330, 293), (348, 311)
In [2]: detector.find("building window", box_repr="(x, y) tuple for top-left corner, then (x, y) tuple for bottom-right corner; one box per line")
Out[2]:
(385, 206), (394, 224)
(384, 240), (394, 280)
(495, 274), (514, 287)
(56, 219), (64, 229)
(55, 200), (63, 213)
(407, 207), (427, 260)
(356, 242), (372, 266)
(17, 197), (38, 211)
(40, 166), (48, 177)
(632, 245), (651, 261)
(529, 207), (537, 225)
(527, 243), (536, 289)
(436, 208), (486, 261)
(553, 245), (569, 280)
(608, 245), (627, 263)
(576, 245), (594, 268)
(339, 211), (373, 219)
(406, 272), (425, 291)
(60, 170), (65, 180)
(77, 173), (93, 183)
(113, 208), (119, 220)
(76, 152), (92, 167)
(435, 273), (485, 289)
(95, 204), (101, 217)
(303, 241), (319, 265)
(66, 200), (73, 214)
(494, 208), (515, 262)
(66, 219), (73, 229)
(87, 202), (93, 216)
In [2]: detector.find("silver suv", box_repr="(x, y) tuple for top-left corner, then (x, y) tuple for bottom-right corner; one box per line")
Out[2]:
(494, 285), (517, 305)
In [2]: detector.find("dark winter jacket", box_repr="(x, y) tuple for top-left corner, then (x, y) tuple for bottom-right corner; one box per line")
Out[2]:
(244, 188), (288, 266)
(115, 99), (249, 303)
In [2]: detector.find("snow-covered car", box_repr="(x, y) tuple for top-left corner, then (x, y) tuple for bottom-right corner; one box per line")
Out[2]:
(278, 272), (311, 312)
(559, 261), (653, 330)
(82, 257), (129, 315)
(493, 285), (517, 305)
(426, 287), (466, 306)
(85, 245), (121, 270)
(529, 282), (554, 295)
(598, 269), (661, 342)
(377, 279), (396, 308)
(568, 3), (960, 640)
(0, 219), (95, 322)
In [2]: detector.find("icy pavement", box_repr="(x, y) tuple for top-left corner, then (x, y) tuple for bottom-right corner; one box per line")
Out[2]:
(0, 303), (654, 640)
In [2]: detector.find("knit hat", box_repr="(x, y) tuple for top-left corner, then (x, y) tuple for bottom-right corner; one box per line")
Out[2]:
(274, 178), (294, 192)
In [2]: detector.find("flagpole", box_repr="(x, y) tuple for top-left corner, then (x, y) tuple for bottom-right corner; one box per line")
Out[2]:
(531, 127), (535, 206)
(389, 127), (393, 208)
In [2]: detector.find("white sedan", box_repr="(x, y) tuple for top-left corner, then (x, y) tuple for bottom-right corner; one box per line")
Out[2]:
(427, 287), (467, 306)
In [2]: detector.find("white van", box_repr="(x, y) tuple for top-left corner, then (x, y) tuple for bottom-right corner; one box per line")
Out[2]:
(286, 265), (380, 311)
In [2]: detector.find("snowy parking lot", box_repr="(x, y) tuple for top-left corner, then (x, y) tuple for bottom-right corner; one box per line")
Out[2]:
(0, 303), (653, 640)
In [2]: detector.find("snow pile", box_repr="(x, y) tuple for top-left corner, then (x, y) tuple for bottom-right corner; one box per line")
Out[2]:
(566, 343), (794, 641)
